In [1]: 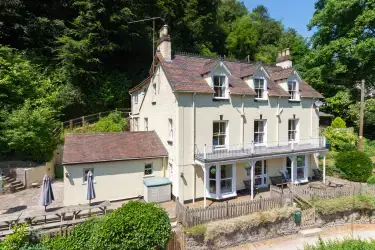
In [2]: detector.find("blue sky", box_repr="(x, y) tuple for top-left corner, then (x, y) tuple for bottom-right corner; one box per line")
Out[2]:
(243, 0), (317, 38)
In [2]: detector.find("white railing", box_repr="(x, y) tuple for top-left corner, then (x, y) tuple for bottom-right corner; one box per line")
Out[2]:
(195, 137), (326, 161)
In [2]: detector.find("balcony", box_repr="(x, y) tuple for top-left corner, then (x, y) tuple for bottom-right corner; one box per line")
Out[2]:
(194, 137), (327, 163)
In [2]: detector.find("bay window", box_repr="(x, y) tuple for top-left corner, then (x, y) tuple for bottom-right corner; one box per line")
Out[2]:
(209, 166), (216, 194)
(220, 165), (232, 193)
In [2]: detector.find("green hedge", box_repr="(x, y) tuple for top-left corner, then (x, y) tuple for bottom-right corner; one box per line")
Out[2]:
(305, 238), (375, 250)
(335, 151), (373, 182)
(312, 195), (375, 215)
(368, 175), (375, 184)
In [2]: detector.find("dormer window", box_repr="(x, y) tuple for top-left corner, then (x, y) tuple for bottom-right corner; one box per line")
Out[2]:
(288, 81), (299, 100)
(213, 75), (227, 98)
(254, 79), (266, 99)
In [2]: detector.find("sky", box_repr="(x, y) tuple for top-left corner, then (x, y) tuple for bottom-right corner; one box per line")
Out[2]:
(243, 0), (317, 38)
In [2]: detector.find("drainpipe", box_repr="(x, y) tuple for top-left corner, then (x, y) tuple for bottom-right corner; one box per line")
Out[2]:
(242, 95), (245, 148)
(277, 97), (281, 146)
(311, 98), (315, 141)
(192, 92), (196, 203)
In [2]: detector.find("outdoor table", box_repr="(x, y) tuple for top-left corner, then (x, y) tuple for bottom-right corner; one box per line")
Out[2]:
(0, 213), (22, 230)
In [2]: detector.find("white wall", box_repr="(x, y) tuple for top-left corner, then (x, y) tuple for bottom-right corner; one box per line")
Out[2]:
(63, 158), (165, 206)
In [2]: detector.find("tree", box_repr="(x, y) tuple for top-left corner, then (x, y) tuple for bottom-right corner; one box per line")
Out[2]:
(307, 0), (375, 89)
(331, 117), (346, 128)
(349, 98), (375, 139)
(324, 90), (353, 121)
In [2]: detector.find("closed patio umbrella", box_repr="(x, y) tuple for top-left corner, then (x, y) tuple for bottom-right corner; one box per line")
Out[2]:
(40, 174), (54, 211)
(86, 170), (96, 205)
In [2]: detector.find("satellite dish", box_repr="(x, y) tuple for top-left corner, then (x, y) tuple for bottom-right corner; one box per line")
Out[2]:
(314, 100), (324, 107)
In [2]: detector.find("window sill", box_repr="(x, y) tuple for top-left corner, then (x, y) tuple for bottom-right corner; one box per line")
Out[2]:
(254, 98), (268, 103)
(82, 181), (96, 185)
(254, 143), (266, 147)
(288, 99), (301, 103)
(143, 175), (154, 178)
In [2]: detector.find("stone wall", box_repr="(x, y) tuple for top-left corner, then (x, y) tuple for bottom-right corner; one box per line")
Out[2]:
(185, 218), (299, 249)
(318, 210), (375, 228)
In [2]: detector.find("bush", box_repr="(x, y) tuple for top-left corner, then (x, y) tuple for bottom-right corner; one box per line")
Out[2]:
(330, 117), (346, 128)
(367, 175), (375, 184)
(312, 195), (375, 215)
(323, 127), (358, 151)
(89, 201), (171, 250)
(305, 238), (375, 250)
(198, 206), (299, 243)
(335, 150), (373, 182)
(0, 224), (30, 250)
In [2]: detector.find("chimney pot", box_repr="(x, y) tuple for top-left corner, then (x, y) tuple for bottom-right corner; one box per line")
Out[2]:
(157, 25), (172, 61)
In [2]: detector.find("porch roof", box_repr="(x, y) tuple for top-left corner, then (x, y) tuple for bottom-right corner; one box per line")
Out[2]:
(194, 145), (327, 164)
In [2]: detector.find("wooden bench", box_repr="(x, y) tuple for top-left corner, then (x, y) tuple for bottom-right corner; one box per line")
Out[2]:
(269, 176), (286, 187)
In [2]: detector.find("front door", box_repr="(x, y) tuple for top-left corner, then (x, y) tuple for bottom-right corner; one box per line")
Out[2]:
(254, 160), (267, 188)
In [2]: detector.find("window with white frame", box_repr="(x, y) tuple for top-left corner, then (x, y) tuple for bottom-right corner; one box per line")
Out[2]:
(213, 121), (227, 148)
(220, 165), (233, 193)
(254, 78), (266, 99)
(209, 165), (216, 194)
(168, 119), (173, 142)
(134, 92), (138, 104)
(288, 81), (298, 100)
(144, 163), (153, 176)
(144, 118), (148, 131)
(213, 75), (227, 98)
(254, 120), (266, 144)
(288, 119), (298, 141)
(83, 168), (94, 183)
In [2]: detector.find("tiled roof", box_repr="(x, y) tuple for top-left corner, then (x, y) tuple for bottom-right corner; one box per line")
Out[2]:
(129, 76), (151, 93)
(63, 132), (168, 165)
(151, 52), (323, 98)
(300, 81), (324, 98)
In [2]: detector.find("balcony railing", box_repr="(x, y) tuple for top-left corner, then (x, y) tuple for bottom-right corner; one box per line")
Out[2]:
(195, 137), (327, 162)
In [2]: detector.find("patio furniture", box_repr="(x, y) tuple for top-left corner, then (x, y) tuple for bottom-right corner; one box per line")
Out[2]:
(243, 180), (258, 195)
(327, 180), (345, 187)
(312, 168), (323, 180)
(269, 176), (285, 187)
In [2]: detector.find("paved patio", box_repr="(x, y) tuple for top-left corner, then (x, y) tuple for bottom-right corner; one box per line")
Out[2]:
(0, 180), (64, 215)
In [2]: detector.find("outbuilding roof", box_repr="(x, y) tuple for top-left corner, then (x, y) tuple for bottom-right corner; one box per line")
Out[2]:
(63, 131), (168, 165)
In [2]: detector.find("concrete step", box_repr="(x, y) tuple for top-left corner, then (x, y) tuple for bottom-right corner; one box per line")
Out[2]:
(170, 221), (178, 228)
(299, 228), (322, 237)
(13, 186), (25, 192)
(11, 182), (23, 188)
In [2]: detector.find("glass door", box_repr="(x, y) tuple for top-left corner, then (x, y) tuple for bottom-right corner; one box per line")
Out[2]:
(254, 160), (267, 188)
(296, 155), (306, 181)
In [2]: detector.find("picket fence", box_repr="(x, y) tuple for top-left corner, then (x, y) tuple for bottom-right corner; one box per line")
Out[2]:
(301, 207), (316, 228)
(176, 196), (284, 228)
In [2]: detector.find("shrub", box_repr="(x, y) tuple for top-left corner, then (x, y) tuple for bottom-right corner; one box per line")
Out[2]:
(330, 117), (346, 128)
(312, 195), (375, 215)
(367, 175), (375, 184)
(0, 224), (30, 250)
(89, 201), (171, 250)
(335, 150), (373, 182)
(323, 127), (358, 151)
(304, 238), (375, 250)
(201, 206), (299, 242)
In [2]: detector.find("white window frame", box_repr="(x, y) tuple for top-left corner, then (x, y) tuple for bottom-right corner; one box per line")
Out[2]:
(213, 121), (228, 149)
(288, 119), (299, 142)
(144, 117), (148, 131)
(83, 168), (94, 184)
(144, 163), (153, 177)
(168, 119), (173, 142)
(212, 75), (228, 99)
(220, 164), (233, 194)
(254, 78), (267, 100)
(288, 80), (299, 100)
(206, 164), (237, 199)
(254, 119), (267, 146)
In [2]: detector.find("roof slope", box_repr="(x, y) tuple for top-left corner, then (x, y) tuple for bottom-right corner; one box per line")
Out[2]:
(131, 52), (323, 98)
(63, 131), (168, 165)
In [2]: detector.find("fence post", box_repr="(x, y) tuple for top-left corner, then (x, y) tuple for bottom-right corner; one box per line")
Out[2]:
(226, 201), (229, 218)
(82, 116), (85, 126)
(69, 120), (73, 129)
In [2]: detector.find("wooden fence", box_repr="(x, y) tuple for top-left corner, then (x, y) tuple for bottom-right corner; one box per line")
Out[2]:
(176, 196), (284, 228)
(166, 230), (186, 250)
(301, 207), (316, 228)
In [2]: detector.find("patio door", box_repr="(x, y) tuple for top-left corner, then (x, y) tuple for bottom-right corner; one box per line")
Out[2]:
(254, 160), (267, 188)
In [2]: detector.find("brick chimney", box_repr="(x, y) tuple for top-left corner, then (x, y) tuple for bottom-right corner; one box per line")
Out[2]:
(157, 25), (171, 61)
(276, 48), (292, 69)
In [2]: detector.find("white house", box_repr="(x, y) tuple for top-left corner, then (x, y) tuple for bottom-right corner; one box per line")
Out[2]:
(129, 25), (327, 206)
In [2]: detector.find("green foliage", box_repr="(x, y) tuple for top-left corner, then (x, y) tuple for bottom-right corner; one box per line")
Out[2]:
(324, 91), (353, 122)
(312, 195), (375, 215)
(184, 224), (207, 238)
(335, 151), (373, 182)
(367, 175), (375, 184)
(323, 127), (359, 151)
(363, 138), (375, 158)
(304, 238), (375, 250)
(349, 99), (375, 140)
(0, 224), (30, 250)
(65, 112), (127, 134)
(2, 102), (59, 162)
(330, 117), (346, 128)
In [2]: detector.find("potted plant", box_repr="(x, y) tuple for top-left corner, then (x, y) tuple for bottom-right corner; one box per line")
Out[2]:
(210, 167), (216, 175)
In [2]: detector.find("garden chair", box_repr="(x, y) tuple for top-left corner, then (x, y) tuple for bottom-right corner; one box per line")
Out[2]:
(312, 168), (323, 180)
